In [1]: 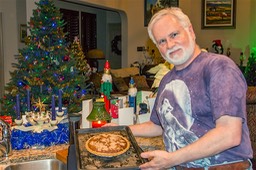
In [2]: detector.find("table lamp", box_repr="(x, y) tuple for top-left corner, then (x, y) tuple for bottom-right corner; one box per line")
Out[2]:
(86, 49), (105, 71)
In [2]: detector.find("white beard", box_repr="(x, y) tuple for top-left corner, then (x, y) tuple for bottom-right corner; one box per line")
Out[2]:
(128, 87), (137, 97)
(101, 73), (112, 83)
(164, 33), (195, 66)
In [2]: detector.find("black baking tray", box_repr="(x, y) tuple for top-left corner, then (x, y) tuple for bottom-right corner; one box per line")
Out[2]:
(75, 126), (147, 170)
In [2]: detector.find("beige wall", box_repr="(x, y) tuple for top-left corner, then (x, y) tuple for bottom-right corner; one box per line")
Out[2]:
(0, 0), (19, 86)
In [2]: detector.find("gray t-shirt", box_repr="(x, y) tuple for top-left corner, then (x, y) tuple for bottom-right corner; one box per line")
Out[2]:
(150, 52), (253, 168)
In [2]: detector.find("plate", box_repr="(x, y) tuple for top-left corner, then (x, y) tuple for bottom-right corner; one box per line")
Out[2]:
(85, 133), (130, 157)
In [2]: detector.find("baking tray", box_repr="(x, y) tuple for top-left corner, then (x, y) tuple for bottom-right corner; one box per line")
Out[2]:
(75, 126), (147, 170)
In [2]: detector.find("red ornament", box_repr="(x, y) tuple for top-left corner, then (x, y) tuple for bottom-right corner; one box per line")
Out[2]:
(24, 85), (30, 90)
(63, 55), (70, 61)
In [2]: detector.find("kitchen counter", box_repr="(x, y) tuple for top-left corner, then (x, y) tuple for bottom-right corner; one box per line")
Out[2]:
(0, 136), (164, 169)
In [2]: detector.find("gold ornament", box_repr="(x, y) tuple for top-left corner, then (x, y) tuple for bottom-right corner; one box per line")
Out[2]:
(33, 98), (47, 114)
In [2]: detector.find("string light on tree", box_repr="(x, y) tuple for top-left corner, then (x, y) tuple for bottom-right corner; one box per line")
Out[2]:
(0, 0), (91, 119)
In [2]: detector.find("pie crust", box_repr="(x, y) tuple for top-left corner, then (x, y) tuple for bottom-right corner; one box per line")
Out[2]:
(85, 133), (130, 157)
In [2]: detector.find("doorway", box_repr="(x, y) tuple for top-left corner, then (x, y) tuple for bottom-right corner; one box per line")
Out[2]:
(108, 23), (121, 69)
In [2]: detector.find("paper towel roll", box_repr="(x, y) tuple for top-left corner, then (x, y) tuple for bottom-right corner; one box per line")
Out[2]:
(118, 107), (134, 126)
(117, 95), (128, 108)
(81, 99), (93, 128)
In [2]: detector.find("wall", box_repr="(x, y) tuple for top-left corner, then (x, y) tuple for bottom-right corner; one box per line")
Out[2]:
(0, 0), (19, 87)
(250, 0), (256, 49)
(0, 0), (254, 87)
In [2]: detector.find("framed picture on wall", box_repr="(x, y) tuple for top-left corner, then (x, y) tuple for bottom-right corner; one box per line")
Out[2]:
(144, 0), (179, 27)
(202, 0), (236, 29)
(20, 24), (27, 43)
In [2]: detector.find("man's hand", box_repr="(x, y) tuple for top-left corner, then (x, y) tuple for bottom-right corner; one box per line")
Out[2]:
(139, 150), (173, 170)
(102, 122), (118, 127)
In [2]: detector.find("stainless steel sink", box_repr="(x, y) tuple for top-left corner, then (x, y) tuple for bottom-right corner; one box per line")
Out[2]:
(4, 159), (67, 170)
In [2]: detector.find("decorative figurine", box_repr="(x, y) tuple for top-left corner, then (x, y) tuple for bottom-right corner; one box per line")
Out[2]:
(128, 77), (137, 114)
(226, 48), (231, 57)
(139, 103), (148, 114)
(100, 60), (112, 112)
(212, 40), (223, 54)
(240, 52), (245, 67)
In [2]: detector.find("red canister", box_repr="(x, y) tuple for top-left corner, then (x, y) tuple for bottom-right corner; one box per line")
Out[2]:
(110, 98), (119, 118)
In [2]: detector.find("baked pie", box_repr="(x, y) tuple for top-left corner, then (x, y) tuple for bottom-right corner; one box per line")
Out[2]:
(85, 133), (130, 157)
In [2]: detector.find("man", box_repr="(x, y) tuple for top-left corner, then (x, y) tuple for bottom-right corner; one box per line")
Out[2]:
(108, 7), (253, 169)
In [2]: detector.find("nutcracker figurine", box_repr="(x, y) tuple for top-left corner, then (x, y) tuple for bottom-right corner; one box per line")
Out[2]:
(128, 77), (137, 114)
(100, 60), (112, 112)
(212, 40), (223, 54)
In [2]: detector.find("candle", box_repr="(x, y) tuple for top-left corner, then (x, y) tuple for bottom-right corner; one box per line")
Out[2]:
(16, 94), (21, 120)
(51, 95), (56, 120)
(92, 120), (107, 128)
(27, 89), (31, 112)
(58, 89), (62, 112)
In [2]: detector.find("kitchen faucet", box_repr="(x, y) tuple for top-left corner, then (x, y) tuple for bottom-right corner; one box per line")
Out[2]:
(0, 118), (12, 157)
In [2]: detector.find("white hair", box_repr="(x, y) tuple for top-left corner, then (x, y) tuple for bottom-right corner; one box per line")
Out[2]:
(147, 7), (192, 44)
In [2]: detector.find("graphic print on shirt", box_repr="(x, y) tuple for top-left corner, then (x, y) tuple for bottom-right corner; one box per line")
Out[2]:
(158, 79), (212, 167)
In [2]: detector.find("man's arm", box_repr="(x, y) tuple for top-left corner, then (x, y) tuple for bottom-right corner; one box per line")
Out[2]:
(129, 121), (163, 137)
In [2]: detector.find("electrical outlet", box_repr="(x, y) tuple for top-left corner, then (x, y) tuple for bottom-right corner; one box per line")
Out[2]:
(137, 46), (145, 51)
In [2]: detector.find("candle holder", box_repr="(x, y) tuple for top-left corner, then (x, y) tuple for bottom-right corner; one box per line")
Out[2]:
(15, 118), (23, 126)
(57, 111), (64, 117)
(91, 120), (107, 128)
(87, 101), (112, 128)
(26, 111), (49, 125)
(56, 107), (67, 117)
(50, 119), (58, 126)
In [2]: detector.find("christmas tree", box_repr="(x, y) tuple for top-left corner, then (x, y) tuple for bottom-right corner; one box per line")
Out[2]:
(0, 0), (91, 119)
(244, 47), (256, 86)
(70, 36), (91, 78)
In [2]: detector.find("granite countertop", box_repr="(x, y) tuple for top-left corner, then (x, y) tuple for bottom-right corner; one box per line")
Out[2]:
(0, 136), (164, 169)
(136, 136), (165, 151)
